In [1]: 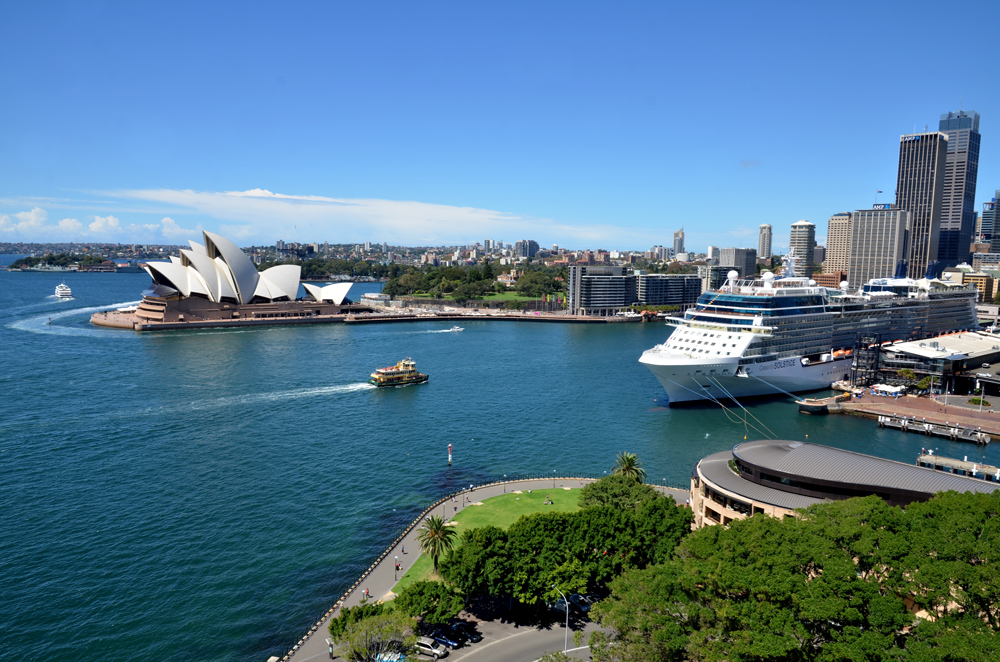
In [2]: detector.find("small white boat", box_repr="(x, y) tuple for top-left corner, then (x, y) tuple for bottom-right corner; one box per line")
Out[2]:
(448, 325), (464, 332)
(55, 282), (73, 299)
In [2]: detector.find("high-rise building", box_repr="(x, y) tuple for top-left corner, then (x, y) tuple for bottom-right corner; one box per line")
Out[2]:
(847, 206), (909, 288)
(673, 228), (685, 256)
(789, 220), (816, 277)
(706, 245), (719, 261)
(984, 192), (999, 252)
(937, 111), (981, 267)
(825, 213), (851, 274)
(896, 131), (948, 278)
(567, 266), (635, 316)
(635, 272), (702, 307)
(758, 224), (772, 259)
(813, 245), (826, 265)
(513, 239), (539, 258)
(719, 247), (757, 279)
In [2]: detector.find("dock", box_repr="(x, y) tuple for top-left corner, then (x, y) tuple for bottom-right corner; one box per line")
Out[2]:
(799, 392), (998, 446)
(916, 453), (1000, 481)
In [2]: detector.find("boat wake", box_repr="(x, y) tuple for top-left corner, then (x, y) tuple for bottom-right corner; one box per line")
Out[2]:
(426, 327), (464, 334)
(6, 300), (142, 337)
(184, 383), (375, 411)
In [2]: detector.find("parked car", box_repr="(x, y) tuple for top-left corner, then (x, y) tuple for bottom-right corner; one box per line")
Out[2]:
(547, 598), (570, 614)
(448, 621), (483, 643)
(568, 593), (593, 613)
(429, 629), (462, 650)
(414, 637), (449, 659)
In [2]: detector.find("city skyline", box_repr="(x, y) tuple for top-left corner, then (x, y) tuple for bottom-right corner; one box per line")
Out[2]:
(1, 3), (998, 252)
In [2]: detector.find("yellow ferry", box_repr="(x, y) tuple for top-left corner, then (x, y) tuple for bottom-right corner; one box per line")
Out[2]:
(368, 358), (429, 387)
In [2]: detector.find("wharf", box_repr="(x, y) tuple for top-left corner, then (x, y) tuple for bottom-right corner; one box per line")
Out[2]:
(916, 453), (1000, 481)
(805, 392), (997, 446)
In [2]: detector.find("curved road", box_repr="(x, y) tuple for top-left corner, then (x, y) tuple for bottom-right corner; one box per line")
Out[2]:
(281, 479), (688, 662)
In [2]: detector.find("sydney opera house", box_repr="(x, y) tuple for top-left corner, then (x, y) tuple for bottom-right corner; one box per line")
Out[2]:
(94, 230), (364, 330)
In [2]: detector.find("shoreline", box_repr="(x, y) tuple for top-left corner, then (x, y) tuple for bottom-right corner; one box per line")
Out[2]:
(278, 477), (689, 662)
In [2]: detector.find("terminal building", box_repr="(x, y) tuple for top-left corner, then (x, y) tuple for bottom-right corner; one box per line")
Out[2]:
(691, 439), (1000, 529)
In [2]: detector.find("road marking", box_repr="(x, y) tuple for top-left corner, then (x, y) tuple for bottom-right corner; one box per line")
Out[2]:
(532, 645), (591, 661)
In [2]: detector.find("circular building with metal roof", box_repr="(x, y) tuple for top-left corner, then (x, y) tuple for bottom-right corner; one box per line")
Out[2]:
(691, 439), (1000, 528)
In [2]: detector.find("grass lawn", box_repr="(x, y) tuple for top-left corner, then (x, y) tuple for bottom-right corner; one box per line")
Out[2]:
(391, 488), (581, 592)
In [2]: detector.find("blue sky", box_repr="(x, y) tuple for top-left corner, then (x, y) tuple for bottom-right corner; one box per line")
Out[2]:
(2, 1), (998, 252)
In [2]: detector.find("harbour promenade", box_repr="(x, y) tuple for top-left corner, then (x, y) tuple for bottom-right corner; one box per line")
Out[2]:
(278, 477), (689, 662)
(841, 393), (1000, 442)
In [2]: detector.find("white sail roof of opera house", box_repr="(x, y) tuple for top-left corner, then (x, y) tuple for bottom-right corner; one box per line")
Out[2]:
(301, 282), (355, 305)
(143, 230), (301, 304)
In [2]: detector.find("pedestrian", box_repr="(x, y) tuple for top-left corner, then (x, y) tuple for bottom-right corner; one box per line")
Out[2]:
(402, 545), (405, 554)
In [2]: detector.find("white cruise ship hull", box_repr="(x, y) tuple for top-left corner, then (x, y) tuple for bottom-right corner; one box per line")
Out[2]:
(640, 353), (853, 404)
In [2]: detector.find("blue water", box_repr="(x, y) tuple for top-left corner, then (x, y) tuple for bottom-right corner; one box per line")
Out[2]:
(2, 272), (998, 662)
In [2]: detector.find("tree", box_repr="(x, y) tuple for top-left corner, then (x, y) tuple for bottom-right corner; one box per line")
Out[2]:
(578, 474), (660, 511)
(328, 602), (389, 642)
(393, 581), (465, 624)
(441, 526), (511, 596)
(917, 376), (933, 390)
(611, 452), (646, 483)
(537, 652), (573, 662)
(417, 515), (458, 573)
(338, 610), (414, 662)
(898, 368), (917, 382)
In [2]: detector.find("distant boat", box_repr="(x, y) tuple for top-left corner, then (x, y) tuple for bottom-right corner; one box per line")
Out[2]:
(23, 264), (74, 272)
(55, 282), (73, 299)
(448, 326), (464, 332)
(368, 358), (429, 388)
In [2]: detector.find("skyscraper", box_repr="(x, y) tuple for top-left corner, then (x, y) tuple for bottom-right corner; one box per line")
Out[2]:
(936, 111), (981, 267)
(673, 228), (685, 256)
(758, 224), (772, 259)
(825, 213), (851, 274)
(789, 220), (816, 277)
(847, 206), (909, 287)
(985, 192), (999, 252)
(896, 131), (948, 278)
(719, 248), (757, 279)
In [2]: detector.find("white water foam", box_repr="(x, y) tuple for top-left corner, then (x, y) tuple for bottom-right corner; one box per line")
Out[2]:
(7, 300), (142, 337)
(185, 383), (376, 411)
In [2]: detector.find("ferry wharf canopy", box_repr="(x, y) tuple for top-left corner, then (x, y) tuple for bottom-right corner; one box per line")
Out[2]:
(131, 231), (356, 329)
(691, 439), (1000, 528)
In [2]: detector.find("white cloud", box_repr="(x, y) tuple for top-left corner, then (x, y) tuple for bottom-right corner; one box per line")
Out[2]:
(107, 187), (657, 248)
(159, 216), (198, 239)
(58, 218), (83, 233)
(88, 214), (121, 233)
(15, 207), (48, 229)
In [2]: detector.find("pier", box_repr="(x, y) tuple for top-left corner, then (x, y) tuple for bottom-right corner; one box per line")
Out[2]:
(916, 453), (1000, 482)
(800, 392), (998, 446)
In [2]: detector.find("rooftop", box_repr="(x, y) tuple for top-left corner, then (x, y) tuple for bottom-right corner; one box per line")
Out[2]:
(883, 331), (1000, 361)
(732, 439), (1000, 498)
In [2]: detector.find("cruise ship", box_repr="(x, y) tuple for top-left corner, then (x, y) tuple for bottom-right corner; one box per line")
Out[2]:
(639, 255), (980, 404)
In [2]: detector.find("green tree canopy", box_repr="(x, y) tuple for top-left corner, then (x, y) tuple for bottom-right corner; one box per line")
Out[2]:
(611, 452), (646, 483)
(328, 602), (390, 642)
(393, 580), (465, 624)
(338, 610), (414, 662)
(417, 515), (458, 572)
(578, 474), (661, 511)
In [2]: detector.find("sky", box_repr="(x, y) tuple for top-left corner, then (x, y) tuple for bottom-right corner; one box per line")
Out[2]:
(2, 1), (999, 253)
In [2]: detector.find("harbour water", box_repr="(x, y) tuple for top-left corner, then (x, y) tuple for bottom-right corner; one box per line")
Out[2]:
(2, 271), (999, 662)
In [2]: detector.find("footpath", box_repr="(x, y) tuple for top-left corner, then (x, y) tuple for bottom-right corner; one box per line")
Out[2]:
(278, 478), (689, 662)
(843, 393), (1000, 440)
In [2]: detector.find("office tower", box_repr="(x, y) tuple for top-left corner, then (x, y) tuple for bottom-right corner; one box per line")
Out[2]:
(825, 213), (851, 273)
(813, 245), (826, 265)
(673, 228), (685, 256)
(276, 239), (285, 251)
(896, 131), (948, 278)
(789, 220), (816, 277)
(758, 224), (772, 259)
(847, 206), (909, 288)
(706, 245), (719, 261)
(513, 239), (539, 258)
(985, 192), (999, 252)
(937, 111), (981, 266)
(719, 247), (757, 278)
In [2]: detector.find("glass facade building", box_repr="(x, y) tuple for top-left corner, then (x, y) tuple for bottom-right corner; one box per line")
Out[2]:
(937, 111), (981, 267)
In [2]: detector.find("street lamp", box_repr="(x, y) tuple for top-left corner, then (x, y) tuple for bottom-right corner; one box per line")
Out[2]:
(503, 474), (507, 493)
(552, 584), (569, 652)
(553, 469), (556, 488)
(394, 555), (398, 581)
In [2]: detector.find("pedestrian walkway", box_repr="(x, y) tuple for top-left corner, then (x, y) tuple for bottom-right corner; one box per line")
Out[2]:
(278, 478), (689, 662)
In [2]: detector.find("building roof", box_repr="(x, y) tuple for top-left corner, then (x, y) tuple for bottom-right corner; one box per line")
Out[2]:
(883, 331), (1000, 360)
(698, 449), (824, 510)
(732, 439), (1000, 497)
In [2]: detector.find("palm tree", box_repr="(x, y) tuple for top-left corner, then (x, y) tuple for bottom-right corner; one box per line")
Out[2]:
(416, 515), (458, 573)
(612, 451), (646, 483)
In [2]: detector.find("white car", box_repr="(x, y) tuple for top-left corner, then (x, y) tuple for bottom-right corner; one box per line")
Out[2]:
(415, 636), (449, 659)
